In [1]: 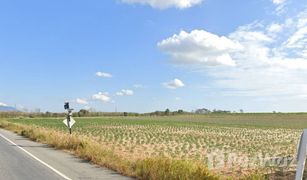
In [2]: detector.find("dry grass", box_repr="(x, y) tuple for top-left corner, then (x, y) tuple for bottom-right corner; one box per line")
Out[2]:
(0, 121), (222, 180)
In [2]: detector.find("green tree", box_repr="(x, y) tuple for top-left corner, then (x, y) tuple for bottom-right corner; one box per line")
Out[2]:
(165, 108), (170, 116)
(78, 109), (89, 117)
(177, 109), (184, 114)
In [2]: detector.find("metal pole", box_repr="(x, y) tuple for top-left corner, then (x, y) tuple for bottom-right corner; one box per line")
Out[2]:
(64, 102), (73, 135)
(67, 110), (72, 135)
(295, 129), (307, 180)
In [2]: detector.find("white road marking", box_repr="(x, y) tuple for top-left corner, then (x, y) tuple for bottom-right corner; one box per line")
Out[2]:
(0, 133), (72, 180)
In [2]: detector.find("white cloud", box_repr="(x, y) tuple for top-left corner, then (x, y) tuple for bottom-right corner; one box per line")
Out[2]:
(285, 27), (307, 49)
(116, 89), (134, 96)
(229, 26), (273, 44)
(76, 98), (89, 105)
(121, 0), (203, 9)
(159, 8), (307, 99)
(217, 17), (307, 97)
(272, 0), (287, 15)
(267, 23), (283, 34)
(283, 10), (307, 57)
(163, 78), (185, 89)
(0, 102), (8, 107)
(96, 72), (113, 78)
(158, 30), (243, 67)
(92, 92), (111, 102)
(272, 0), (285, 5)
(286, 27), (307, 47)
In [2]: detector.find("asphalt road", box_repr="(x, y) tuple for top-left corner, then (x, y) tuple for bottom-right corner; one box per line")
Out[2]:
(0, 128), (132, 180)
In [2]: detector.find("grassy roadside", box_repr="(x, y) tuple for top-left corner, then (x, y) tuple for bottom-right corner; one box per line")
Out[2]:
(0, 121), (229, 180)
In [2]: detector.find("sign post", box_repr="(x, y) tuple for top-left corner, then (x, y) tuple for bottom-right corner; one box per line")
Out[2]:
(295, 129), (307, 180)
(63, 102), (75, 134)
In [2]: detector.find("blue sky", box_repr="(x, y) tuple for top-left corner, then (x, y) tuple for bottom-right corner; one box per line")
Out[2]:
(0, 0), (307, 113)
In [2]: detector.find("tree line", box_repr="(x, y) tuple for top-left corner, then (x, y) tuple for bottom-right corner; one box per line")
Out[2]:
(0, 107), (240, 118)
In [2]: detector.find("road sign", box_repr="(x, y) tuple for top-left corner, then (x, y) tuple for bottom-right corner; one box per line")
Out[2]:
(63, 118), (75, 128)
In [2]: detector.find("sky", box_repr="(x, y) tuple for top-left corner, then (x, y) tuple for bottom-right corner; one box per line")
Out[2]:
(0, 0), (307, 113)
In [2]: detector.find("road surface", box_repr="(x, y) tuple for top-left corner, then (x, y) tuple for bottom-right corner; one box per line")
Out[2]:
(0, 128), (132, 180)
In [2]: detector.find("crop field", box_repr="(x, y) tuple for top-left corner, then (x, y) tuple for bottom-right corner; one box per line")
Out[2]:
(5, 113), (307, 177)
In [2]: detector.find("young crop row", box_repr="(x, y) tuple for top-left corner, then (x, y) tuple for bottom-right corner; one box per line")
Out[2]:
(10, 117), (302, 173)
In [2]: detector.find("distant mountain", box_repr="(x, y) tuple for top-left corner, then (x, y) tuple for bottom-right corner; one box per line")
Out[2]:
(0, 105), (18, 112)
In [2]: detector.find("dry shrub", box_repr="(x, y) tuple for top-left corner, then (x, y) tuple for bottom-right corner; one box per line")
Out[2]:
(135, 158), (218, 180)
